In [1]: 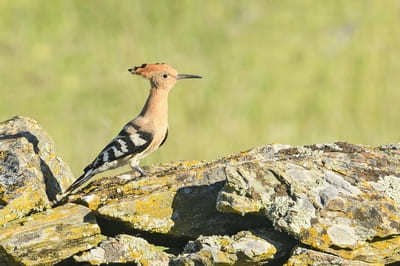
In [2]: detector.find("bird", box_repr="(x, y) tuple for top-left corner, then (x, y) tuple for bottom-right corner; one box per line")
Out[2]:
(60, 63), (202, 199)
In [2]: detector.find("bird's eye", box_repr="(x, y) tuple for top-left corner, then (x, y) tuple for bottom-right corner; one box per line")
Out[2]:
(163, 74), (168, 78)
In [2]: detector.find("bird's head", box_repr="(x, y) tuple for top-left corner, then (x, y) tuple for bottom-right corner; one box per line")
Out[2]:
(128, 63), (201, 90)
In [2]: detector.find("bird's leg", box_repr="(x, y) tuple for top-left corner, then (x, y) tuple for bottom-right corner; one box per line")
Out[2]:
(129, 158), (146, 177)
(134, 166), (146, 177)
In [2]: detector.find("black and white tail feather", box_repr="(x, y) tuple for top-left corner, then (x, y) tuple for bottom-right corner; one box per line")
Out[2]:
(58, 122), (156, 202)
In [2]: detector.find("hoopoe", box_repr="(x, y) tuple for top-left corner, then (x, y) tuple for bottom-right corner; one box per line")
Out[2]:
(61, 63), (201, 198)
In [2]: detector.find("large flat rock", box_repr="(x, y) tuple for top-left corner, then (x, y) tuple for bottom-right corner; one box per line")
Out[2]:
(0, 203), (105, 265)
(68, 160), (268, 238)
(217, 142), (400, 264)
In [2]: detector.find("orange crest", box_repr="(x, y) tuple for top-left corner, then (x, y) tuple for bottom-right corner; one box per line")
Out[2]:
(130, 63), (178, 79)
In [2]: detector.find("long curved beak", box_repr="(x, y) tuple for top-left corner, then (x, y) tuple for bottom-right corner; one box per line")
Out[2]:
(177, 74), (202, 80)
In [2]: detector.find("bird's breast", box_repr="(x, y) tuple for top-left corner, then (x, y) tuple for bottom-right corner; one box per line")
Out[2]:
(136, 124), (168, 161)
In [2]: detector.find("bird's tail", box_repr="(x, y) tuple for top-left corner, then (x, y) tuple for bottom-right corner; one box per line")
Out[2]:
(65, 168), (94, 195)
(54, 169), (94, 206)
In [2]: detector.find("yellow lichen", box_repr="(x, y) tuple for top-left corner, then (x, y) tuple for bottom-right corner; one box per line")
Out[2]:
(181, 160), (201, 168)
(215, 251), (230, 263)
(134, 192), (174, 218)
(325, 234), (400, 263)
(301, 227), (331, 250)
(0, 150), (7, 160)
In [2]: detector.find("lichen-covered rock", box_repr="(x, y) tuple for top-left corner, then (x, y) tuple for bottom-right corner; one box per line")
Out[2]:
(0, 116), (74, 195)
(2, 115), (400, 265)
(74, 234), (170, 265)
(284, 246), (378, 266)
(0, 203), (105, 265)
(0, 137), (50, 227)
(171, 230), (277, 265)
(0, 116), (74, 226)
(68, 160), (267, 238)
(216, 142), (400, 264)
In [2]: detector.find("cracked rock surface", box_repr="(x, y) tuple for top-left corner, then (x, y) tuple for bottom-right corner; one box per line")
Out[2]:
(74, 234), (170, 265)
(284, 246), (375, 266)
(217, 142), (400, 264)
(171, 229), (294, 265)
(0, 203), (104, 265)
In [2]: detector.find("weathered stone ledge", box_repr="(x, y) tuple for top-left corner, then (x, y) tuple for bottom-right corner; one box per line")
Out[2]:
(1, 116), (399, 265)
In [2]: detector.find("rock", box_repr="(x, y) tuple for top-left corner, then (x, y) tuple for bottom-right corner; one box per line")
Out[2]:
(2, 116), (400, 265)
(74, 234), (170, 265)
(0, 137), (50, 227)
(248, 227), (297, 263)
(0, 116), (74, 226)
(68, 160), (267, 238)
(0, 203), (105, 265)
(216, 142), (400, 264)
(284, 246), (378, 266)
(0, 116), (74, 195)
(171, 230), (277, 265)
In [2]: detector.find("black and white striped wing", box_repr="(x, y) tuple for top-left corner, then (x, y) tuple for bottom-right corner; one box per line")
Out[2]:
(63, 127), (152, 196)
(87, 129), (153, 172)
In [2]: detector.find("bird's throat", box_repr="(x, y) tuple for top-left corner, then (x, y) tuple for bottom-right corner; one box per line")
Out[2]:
(140, 87), (169, 123)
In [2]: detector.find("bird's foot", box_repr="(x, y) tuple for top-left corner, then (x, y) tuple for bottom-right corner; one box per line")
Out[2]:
(134, 166), (147, 177)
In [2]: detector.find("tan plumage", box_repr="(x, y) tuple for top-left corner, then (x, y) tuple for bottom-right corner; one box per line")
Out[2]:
(59, 63), (202, 199)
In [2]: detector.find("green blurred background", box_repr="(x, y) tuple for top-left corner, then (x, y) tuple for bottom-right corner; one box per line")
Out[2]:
(1, 1), (399, 176)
